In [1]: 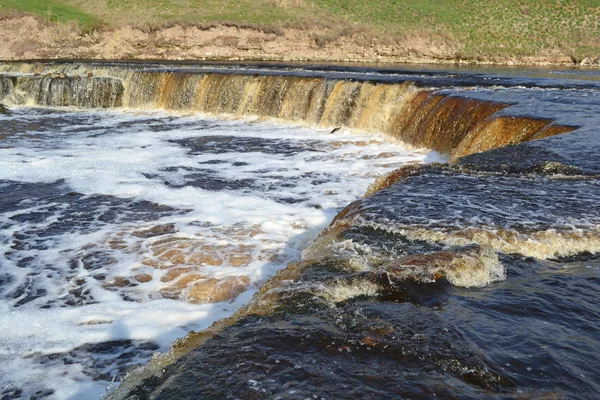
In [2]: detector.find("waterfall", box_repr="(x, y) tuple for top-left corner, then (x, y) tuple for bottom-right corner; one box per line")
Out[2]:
(0, 63), (575, 159)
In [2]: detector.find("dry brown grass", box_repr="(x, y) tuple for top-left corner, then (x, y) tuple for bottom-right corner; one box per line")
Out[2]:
(265, 0), (306, 8)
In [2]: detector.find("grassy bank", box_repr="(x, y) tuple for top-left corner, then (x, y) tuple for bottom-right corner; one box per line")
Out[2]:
(1, 0), (599, 60)
(0, 0), (99, 30)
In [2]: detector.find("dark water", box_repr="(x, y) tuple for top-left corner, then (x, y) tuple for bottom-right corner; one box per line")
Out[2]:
(1, 62), (600, 400)
(144, 257), (600, 400)
(0, 106), (426, 399)
(306, 164), (600, 398)
(89, 64), (600, 400)
(139, 224), (600, 399)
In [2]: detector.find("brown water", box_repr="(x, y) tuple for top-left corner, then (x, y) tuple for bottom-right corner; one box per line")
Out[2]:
(0, 61), (599, 400)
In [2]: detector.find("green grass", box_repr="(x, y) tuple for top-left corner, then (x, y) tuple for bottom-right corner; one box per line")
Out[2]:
(63, 0), (316, 29)
(2, 0), (600, 60)
(0, 0), (99, 30)
(307, 0), (600, 58)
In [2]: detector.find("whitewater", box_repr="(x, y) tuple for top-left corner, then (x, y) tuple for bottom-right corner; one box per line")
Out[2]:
(0, 106), (433, 399)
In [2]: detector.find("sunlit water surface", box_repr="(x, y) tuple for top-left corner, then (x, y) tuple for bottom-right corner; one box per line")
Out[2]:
(0, 107), (432, 399)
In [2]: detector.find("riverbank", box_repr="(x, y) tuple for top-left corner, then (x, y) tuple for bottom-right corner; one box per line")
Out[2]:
(0, 14), (596, 67)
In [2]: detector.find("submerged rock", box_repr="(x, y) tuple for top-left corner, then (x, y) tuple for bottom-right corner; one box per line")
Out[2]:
(188, 276), (251, 304)
(112, 150), (600, 399)
(0, 61), (597, 399)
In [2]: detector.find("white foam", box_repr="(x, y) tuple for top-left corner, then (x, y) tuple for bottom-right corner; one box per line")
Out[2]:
(0, 108), (427, 399)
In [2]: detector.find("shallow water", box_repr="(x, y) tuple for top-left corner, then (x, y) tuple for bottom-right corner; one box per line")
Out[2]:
(0, 107), (431, 399)
(1, 62), (600, 400)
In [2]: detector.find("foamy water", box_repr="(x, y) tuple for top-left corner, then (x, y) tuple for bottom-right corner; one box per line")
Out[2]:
(0, 107), (433, 399)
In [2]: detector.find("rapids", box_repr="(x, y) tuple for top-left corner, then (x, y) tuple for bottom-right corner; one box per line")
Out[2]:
(0, 61), (599, 400)
(0, 106), (431, 399)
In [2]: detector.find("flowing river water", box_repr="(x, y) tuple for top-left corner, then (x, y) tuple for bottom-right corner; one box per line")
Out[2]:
(0, 62), (599, 399)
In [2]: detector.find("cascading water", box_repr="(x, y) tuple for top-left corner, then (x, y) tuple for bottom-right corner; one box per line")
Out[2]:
(0, 64), (575, 159)
(0, 74), (123, 108)
(0, 61), (599, 400)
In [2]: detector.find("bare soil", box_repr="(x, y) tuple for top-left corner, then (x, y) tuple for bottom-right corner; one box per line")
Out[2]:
(0, 16), (580, 66)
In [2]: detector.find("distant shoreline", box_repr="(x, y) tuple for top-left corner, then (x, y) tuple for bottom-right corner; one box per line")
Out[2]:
(1, 16), (597, 68)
